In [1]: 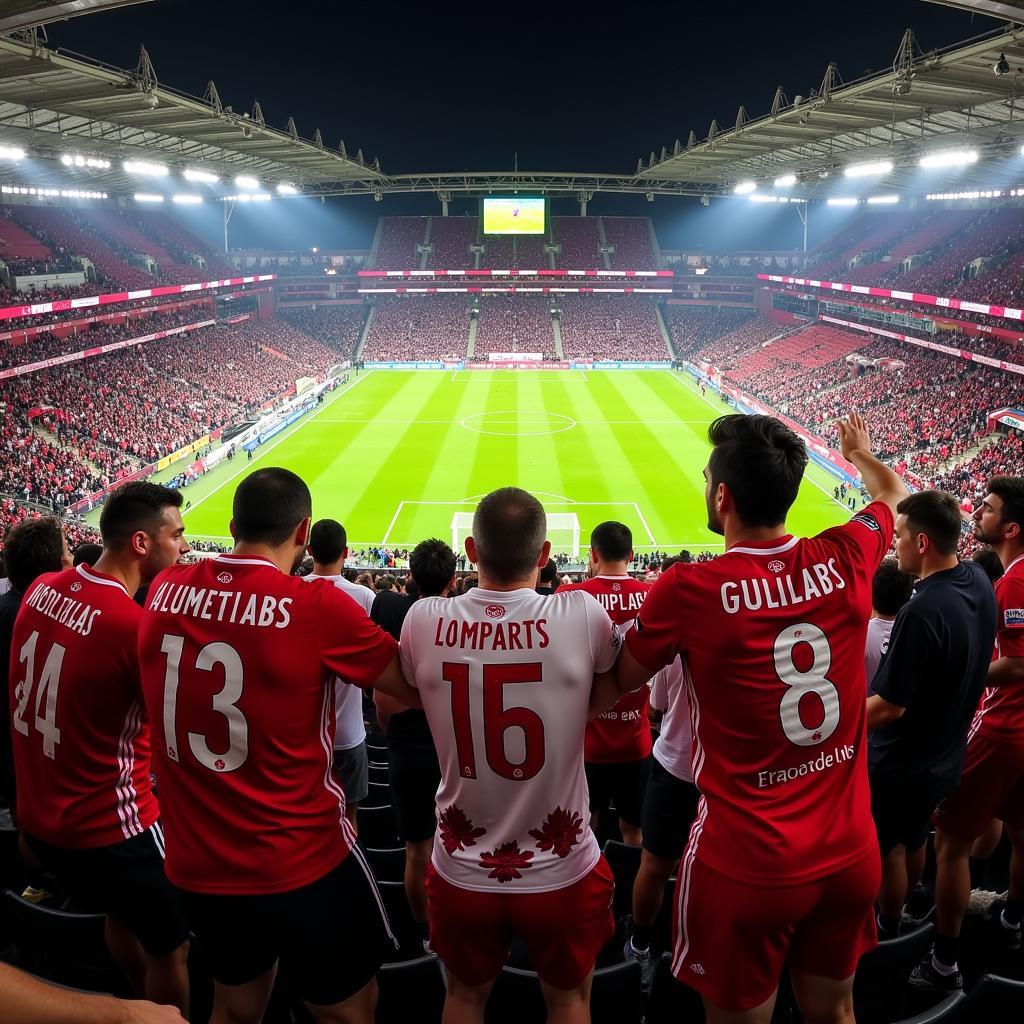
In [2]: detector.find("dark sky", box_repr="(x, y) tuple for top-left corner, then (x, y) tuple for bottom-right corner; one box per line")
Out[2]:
(44, 1), (1004, 248)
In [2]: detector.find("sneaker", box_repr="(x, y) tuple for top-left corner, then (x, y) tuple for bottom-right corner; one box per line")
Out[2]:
(623, 937), (655, 993)
(19, 885), (50, 904)
(908, 955), (963, 992)
(967, 888), (1007, 915)
(982, 901), (1023, 950)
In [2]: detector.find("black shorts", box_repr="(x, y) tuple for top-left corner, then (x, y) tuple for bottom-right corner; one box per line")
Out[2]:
(23, 822), (188, 957)
(180, 847), (394, 1004)
(387, 739), (440, 844)
(641, 758), (701, 861)
(585, 756), (651, 828)
(333, 742), (369, 805)
(870, 771), (949, 857)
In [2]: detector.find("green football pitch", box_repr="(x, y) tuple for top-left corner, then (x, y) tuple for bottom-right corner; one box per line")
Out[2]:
(121, 369), (851, 553)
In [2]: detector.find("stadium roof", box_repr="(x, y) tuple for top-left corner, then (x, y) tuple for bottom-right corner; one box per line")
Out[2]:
(0, 2), (150, 34)
(0, 31), (385, 193)
(635, 25), (1024, 196)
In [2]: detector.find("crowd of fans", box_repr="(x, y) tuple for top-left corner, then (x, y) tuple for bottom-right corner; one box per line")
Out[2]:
(557, 296), (668, 360)
(362, 296), (469, 361)
(374, 216), (428, 269)
(663, 306), (759, 360)
(426, 217), (478, 269)
(0, 303), (213, 371)
(604, 217), (657, 270)
(473, 296), (555, 354)
(278, 305), (367, 361)
(551, 216), (601, 269)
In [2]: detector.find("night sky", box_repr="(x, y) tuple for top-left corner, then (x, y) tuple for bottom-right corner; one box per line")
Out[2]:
(45, 1), (1002, 249)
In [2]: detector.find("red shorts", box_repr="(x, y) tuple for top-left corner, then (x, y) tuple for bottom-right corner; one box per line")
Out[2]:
(933, 731), (1024, 839)
(672, 853), (879, 1012)
(425, 857), (615, 989)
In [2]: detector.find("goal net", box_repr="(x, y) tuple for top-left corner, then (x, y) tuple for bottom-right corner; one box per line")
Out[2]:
(450, 510), (581, 560)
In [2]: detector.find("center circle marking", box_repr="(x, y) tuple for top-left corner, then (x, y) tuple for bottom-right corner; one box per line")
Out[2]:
(460, 410), (577, 437)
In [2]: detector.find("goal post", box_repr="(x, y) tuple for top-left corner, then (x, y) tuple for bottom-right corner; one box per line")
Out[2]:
(450, 509), (581, 559)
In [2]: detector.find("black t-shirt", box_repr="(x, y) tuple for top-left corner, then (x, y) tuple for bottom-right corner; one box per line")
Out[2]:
(0, 588), (23, 806)
(371, 590), (432, 744)
(869, 560), (997, 786)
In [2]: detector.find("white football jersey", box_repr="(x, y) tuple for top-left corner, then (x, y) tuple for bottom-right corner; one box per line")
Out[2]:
(401, 586), (620, 893)
(301, 573), (371, 750)
(650, 656), (694, 783)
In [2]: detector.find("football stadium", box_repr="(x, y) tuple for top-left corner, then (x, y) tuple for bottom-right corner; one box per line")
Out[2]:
(1, 0), (1024, 1021)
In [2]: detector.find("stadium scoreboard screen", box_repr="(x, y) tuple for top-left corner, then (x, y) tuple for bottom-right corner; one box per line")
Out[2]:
(482, 196), (547, 235)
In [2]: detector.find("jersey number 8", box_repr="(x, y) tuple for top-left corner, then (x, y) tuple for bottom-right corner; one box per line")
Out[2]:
(773, 623), (840, 747)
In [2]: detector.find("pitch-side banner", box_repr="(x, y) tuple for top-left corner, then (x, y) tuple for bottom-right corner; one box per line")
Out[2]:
(0, 275), (277, 323)
(0, 319), (216, 381)
(757, 273), (1024, 322)
(488, 352), (542, 362)
(819, 315), (1024, 377)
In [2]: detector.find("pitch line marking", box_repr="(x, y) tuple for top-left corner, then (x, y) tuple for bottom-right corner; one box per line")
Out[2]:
(632, 502), (657, 546)
(184, 370), (375, 518)
(381, 501), (406, 546)
(460, 410), (577, 437)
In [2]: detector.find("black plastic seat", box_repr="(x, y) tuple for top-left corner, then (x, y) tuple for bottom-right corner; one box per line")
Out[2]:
(377, 954), (446, 1023)
(893, 991), (965, 1024)
(954, 972), (1024, 1023)
(854, 924), (936, 1024)
(365, 845), (406, 883)
(1, 889), (123, 994)
(646, 951), (703, 1024)
(361, 780), (392, 809)
(602, 839), (641, 918)
(356, 803), (400, 848)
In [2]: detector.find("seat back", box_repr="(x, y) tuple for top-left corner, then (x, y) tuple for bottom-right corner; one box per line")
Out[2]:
(365, 845), (406, 883)
(362, 781), (392, 809)
(602, 839), (641, 919)
(893, 991), (965, 1024)
(646, 952), (704, 1024)
(1, 889), (123, 993)
(854, 924), (936, 1024)
(955, 973), (1024, 1023)
(377, 954), (446, 1023)
(357, 803), (400, 847)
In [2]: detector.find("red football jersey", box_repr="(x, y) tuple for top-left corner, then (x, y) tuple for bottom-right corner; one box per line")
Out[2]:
(138, 553), (398, 895)
(626, 502), (894, 885)
(973, 554), (1024, 744)
(559, 574), (653, 762)
(10, 564), (158, 848)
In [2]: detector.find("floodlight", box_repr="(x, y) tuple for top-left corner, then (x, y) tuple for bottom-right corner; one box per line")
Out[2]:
(774, 173), (797, 188)
(276, 182), (298, 195)
(867, 195), (900, 205)
(827, 197), (859, 206)
(844, 160), (892, 178)
(134, 193), (164, 203)
(0, 146), (26, 161)
(919, 149), (977, 169)
(183, 168), (219, 184)
(749, 194), (777, 202)
(235, 175), (259, 189)
(733, 180), (757, 195)
(124, 160), (168, 176)
(172, 194), (203, 204)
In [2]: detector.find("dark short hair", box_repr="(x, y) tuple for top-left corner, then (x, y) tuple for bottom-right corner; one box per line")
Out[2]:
(100, 481), (183, 550)
(987, 476), (1024, 529)
(708, 415), (807, 528)
(897, 489), (963, 557)
(232, 468), (311, 546)
(308, 519), (347, 565)
(539, 558), (558, 585)
(972, 548), (1004, 585)
(871, 557), (915, 615)
(72, 542), (103, 567)
(661, 555), (684, 572)
(591, 521), (632, 563)
(472, 487), (546, 583)
(376, 576), (395, 591)
(4, 517), (65, 592)
(410, 538), (456, 597)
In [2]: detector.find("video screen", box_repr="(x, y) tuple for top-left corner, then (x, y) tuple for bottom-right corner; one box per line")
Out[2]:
(482, 196), (546, 235)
